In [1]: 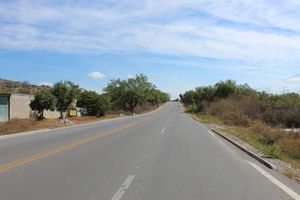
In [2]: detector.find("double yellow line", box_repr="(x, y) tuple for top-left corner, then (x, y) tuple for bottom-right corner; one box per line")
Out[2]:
(0, 118), (148, 173)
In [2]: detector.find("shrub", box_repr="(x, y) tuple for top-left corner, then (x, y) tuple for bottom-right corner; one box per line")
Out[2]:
(30, 90), (57, 120)
(77, 91), (110, 117)
(249, 121), (283, 145)
(278, 138), (300, 159)
(182, 80), (300, 128)
(207, 98), (251, 126)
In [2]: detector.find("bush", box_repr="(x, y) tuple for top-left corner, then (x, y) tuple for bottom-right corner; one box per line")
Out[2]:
(278, 138), (300, 159)
(30, 90), (56, 120)
(77, 91), (110, 117)
(207, 98), (251, 126)
(104, 74), (170, 112)
(249, 121), (283, 145)
(181, 80), (300, 128)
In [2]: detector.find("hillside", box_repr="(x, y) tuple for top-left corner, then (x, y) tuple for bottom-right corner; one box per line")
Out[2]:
(0, 78), (50, 94)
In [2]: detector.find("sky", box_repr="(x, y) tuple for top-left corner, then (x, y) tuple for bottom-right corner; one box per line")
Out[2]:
(0, 0), (300, 98)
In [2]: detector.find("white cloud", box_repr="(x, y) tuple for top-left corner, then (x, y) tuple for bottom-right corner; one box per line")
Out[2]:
(88, 71), (105, 79)
(1, 0), (300, 69)
(38, 82), (52, 86)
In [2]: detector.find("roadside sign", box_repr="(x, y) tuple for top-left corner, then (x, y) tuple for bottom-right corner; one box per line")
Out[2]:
(69, 110), (77, 117)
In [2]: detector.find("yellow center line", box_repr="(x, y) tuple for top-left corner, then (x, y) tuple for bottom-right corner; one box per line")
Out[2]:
(0, 117), (149, 173)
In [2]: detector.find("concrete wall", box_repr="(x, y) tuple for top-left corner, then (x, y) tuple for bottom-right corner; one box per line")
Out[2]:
(10, 94), (60, 119)
(10, 94), (33, 119)
(43, 110), (60, 119)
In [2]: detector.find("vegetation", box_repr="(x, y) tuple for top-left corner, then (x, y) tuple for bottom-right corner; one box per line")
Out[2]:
(180, 80), (300, 127)
(219, 123), (300, 168)
(190, 112), (224, 125)
(77, 90), (110, 117)
(29, 90), (56, 120)
(0, 78), (50, 94)
(104, 74), (170, 112)
(28, 74), (169, 120)
(181, 80), (300, 167)
(52, 81), (80, 119)
(0, 115), (120, 136)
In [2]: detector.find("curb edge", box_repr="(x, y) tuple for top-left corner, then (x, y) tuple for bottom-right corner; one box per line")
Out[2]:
(211, 128), (277, 170)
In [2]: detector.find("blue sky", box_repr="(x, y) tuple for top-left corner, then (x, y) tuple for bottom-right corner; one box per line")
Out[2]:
(1, 0), (300, 98)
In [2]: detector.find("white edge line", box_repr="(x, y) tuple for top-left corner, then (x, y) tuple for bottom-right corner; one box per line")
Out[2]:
(247, 161), (300, 200)
(161, 126), (167, 133)
(208, 130), (216, 137)
(111, 174), (136, 200)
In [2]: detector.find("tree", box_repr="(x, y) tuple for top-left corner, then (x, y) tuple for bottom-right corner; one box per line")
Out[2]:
(179, 94), (183, 102)
(147, 89), (165, 105)
(77, 90), (110, 117)
(214, 80), (237, 99)
(104, 79), (127, 110)
(195, 86), (215, 103)
(182, 90), (197, 104)
(52, 81), (79, 119)
(124, 89), (139, 112)
(30, 90), (56, 120)
(104, 74), (169, 112)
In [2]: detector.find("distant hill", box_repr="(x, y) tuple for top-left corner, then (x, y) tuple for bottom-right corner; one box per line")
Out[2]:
(0, 78), (51, 94)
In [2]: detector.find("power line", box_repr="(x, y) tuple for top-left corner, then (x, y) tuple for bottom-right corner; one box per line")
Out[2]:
(258, 73), (300, 91)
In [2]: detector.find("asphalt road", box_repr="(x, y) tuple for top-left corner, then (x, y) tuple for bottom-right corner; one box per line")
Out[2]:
(0, 102), (299, 200)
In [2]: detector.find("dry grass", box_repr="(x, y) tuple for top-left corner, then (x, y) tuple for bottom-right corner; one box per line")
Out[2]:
(0, 119), (58, 135)
(0, 114), (119, 135)
(281, 169), (300, 181)
(133, 103), (160, 114)
(0, 115), (120, 136)
(190, 112), (224, 125)
(278, 138), (300, 160)
(185, 97), (300, 178)
(0, 104), (161, 136)
(207, 98), (252, 126)
(219, 122), (300, 169)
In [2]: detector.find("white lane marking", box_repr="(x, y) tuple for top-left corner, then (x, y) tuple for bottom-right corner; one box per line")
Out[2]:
(111, 174), (136, 200)
(208, 130), (216, 137)
(161, 126), (167, 133)
(247, 161), (300, 200)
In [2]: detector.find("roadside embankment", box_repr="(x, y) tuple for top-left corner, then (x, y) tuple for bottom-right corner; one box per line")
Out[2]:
(189, 111), (300, 181)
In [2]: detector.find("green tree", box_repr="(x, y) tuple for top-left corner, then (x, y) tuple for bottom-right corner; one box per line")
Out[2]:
(182, 90), (197, 105)
(52, 81), (79, 119)
(77, 90), (110, 117)
(195, 86), (215, 103)
(30, 90), (56, 120)
(179, 94), (183, 102)
(104, 74), (169, 112)
(124, 89), (140, 112)
(104, 78), (127, 110)
(214, 80), (237, 99)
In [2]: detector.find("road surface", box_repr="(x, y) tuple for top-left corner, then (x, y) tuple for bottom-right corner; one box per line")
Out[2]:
(0, 102), (299, 200)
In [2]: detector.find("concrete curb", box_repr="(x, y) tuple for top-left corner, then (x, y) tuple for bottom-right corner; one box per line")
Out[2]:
(0, 129), (51, 141)
(211, 128), (277, 170)
(189, 114), (201, 123)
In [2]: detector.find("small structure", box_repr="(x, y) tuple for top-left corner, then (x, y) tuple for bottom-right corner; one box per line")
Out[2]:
(0, 93), (61, 121)
(0, 93), (10, 121)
